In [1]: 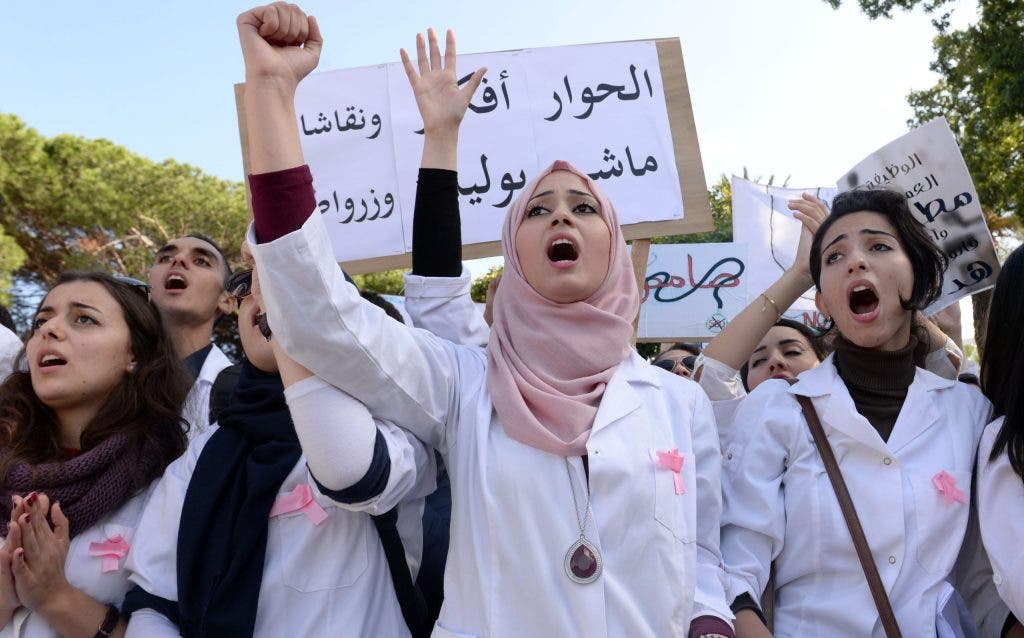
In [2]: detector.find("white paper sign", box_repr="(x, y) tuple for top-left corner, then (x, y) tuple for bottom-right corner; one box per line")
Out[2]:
(293, 40), (682, 262)
(638, 243), (748, 340)
(839, 117), (1000, 312)
(731, 177), (837, 318)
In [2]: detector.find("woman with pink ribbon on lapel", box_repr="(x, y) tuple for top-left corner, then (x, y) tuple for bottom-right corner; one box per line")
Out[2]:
(240, 3), (735, 636)
(0, 272), (190, 638)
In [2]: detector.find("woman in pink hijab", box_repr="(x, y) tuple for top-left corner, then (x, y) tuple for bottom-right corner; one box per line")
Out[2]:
(239, 5), (733, 637)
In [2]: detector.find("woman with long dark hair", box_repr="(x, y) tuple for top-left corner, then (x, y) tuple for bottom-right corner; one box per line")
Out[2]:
(977, 245), (1024, 634)
(0, 272), (189, 637)
(721, 190), (1005, 637)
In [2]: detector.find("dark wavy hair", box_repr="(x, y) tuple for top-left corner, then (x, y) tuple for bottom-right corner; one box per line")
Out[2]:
(810, 189), (947, 310)
(983, 246), (1024, 481)
(0, 272), (189, 485)
(739, 318), (831, 391)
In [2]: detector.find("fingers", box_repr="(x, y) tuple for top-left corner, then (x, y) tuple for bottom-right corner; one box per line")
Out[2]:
(415, 32), (428, 76)
(400, 48), (418, 85)
(18, 514), (37, 559)
(11, 547), (27, 580)
(5, 517), (21, 553)
(460, 67), (487, 101)
(427, 28), (442, 72)
(304, 15), (323, 58)
(444, 29), (457, 73)
(50, 503), (69, 548)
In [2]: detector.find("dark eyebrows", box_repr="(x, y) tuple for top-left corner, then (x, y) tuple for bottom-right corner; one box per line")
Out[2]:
(824, 228), (898, 252)
(190, 246), (219, 263)
(752, 339), (806, 356)
(34, 302), (103, 317)
(861, 228), (898, 240)
(528, 189), (597, 204)
(156, 244), (179, 256)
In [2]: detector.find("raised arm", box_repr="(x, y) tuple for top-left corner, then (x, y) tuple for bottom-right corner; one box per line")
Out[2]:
(402, 29), (490, 345)
(698, 194), (827, 374)
(239, 9), (481, 451)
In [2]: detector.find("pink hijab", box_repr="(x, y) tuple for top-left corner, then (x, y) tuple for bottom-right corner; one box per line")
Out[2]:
(486, 161), (640, 456)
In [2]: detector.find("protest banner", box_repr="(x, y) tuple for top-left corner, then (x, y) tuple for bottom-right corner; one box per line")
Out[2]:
(637, 243), (747, 341)
(236, 38), (712, 273)
(731, 177), (836, 328)
(838, 117), (1000, 312)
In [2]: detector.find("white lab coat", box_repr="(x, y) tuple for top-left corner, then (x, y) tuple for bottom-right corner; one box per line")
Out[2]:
(977, 416), (1024, 622)
(403, 270), (489, 348)
(125, 408), (436, 638)
(180, 344), (232, 439)
(250, 213), (733, 638)
(1, 486), (153, 638)
(0, 325), (22, 379)
(721, 356), (1006, 637)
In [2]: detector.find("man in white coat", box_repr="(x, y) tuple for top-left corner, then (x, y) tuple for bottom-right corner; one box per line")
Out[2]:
(148, 235), (236, 436)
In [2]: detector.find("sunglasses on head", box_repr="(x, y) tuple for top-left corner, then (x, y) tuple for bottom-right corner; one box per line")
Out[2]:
(112, 275), (152, 301)
(226, 269), (253, 303)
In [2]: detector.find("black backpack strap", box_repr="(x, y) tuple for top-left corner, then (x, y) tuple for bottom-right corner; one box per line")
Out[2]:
(208, 363), (242, 425)
(372, 508), (432, 638)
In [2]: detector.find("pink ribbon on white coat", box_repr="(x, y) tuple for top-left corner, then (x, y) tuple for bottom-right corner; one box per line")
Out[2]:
(932, 470), (966, 505)
(656, 448), (686, 495)
(269, 484), (328, 525)
(88, 535), (130, 573)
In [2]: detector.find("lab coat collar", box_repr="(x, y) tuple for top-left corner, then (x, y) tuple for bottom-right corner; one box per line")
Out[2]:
(590, 352), (661, 435)
(197, 344), (232, 385)
(788, 354), (954, 454)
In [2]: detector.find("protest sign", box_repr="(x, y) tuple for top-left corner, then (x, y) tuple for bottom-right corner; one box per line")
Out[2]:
(637, 243), (747, 341)
(839, 117), (999, 312)
(731, 177), (836, 326)
(236, 38), (712, 272)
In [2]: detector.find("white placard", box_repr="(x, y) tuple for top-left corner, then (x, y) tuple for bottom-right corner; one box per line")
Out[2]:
(294, 64), (406, 261)
(839, 117), (1000, 312)
(638, 243), (748, 340)
(731, 177), (837, 316)
(293, 40), (682, 262)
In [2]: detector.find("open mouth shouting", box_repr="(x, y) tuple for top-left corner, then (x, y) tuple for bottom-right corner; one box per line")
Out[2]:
(164, 272), (189, 292)
(847, 281), (880, 323)
(37, 349), (68, 371)
(547, 235), (579, 268)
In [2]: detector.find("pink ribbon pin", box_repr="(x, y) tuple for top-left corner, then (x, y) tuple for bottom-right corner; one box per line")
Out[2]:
(932, 471), (966, 505)
(269, 484), (328, 526)
(656, 448), (686, 495)
(89, 535), (130, 573)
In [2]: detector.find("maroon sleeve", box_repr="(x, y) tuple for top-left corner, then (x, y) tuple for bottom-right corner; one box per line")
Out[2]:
(688, 615), (735, 638)
(247, 165), (317, 243)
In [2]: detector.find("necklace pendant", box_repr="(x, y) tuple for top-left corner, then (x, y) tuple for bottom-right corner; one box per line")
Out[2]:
(564, 536), (602, 584)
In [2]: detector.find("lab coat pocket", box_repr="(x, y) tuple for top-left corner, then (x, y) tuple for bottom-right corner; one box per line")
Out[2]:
(271, 509), (369, 592)
(652, 448), (696, 543)
(910, 470), (971, 576)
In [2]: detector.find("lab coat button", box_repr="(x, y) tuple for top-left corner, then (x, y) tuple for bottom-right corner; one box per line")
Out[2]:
(888, 555), (896, 565)
(727, 452), (734, 460)
(883, 457), (892, 465)
(994, 573), (1003, 585)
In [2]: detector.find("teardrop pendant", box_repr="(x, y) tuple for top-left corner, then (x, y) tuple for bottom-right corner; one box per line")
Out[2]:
(564, 536), (602, 584)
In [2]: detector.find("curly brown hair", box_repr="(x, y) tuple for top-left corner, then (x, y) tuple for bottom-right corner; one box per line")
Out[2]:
(0, 272), (189, 487)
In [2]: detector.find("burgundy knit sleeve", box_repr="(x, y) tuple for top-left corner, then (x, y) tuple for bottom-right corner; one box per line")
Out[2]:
(247, 165), (316, 243)
(688, 615), (735, 638)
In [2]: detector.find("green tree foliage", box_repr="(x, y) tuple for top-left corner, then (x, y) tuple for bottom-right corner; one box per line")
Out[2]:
(0, 114), (249, 356)
(0, 114), (250, 288)
(0, 227), (26, 306)
(652, 175), (733, 245)
(470, 265), (503, 303)
(351, 269), (407, 295)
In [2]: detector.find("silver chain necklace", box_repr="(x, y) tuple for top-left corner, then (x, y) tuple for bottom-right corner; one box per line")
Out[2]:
(563, 458), (602, 584)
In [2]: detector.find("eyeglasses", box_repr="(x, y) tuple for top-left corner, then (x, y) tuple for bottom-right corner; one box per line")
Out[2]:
(112, 275), (152, 301)
(226, 269), (253, 303)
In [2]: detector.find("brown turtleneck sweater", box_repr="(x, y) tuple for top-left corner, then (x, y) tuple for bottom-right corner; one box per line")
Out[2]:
(832, 335), (918, 442)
